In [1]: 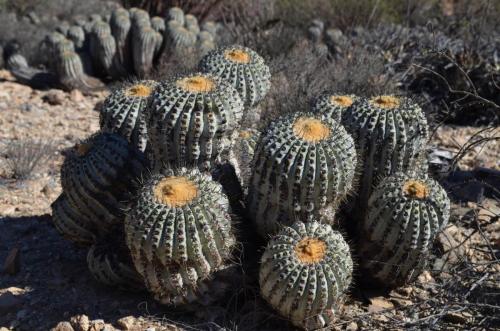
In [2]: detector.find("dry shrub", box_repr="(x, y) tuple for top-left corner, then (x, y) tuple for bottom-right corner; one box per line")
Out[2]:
(1, 139), (55, 179)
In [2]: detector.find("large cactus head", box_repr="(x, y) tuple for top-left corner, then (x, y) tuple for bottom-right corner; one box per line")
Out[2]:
(359, 172), (450, 287)
(247, 111), (357, 236)
(260, 221), (353, 330)
(125, 166), (236, 304)
(147, 72), (243, 170)
(99, 80), (158, 152)
(312, 92), (358, 122)
(199, 45), (271, 107)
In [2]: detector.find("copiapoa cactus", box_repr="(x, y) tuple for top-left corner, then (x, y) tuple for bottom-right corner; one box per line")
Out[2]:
(99, 80), (158, 152)
(247, 112), (357, 236)
(147, 72), (244, 170)
(131, 26), (157, 77)
(87, 228), (144, 290)
(311, 93), (358, 122)
(358, 172), (450, 287)
(59, 133), (146, 239)
(125, 167), (236, 304)
(260, 221), (353, 330)
(199, 45), (271, 108)
(342, 95), (429, 221)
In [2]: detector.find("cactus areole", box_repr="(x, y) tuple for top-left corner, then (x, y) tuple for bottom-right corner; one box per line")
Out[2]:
(330, 95), (354, 107)
(403, 179), (429, 199)
(224, 49), (251, 64)
(370, 95), (400, 109)
(75, 142), (91, 156)
(125, 84), (152, 97)
(295, 237), (327, 264)
(292, 117), (331, 142)
(176, 75), (215, 93)
(153, 176), (198, 207)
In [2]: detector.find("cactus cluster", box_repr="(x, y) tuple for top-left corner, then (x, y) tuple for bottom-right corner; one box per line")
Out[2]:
(41, 5), (223, 90)
(49, 42), (451, 330)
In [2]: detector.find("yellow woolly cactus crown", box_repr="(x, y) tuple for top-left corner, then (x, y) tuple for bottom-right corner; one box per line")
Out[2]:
(176, 75), (215, 93)
(154, 176), (199, 207)
(330, 95), (354, 107)
(403, 180), (429, 199)
(126, 84), (153, 98)
(370, 95), (400, 109)
(295, 237), (327, 264)
(293, 117), (331, 142)
(224, 49), (251, 64)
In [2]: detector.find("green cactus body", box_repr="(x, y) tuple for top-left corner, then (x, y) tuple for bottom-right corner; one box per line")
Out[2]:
(197, 31), (214, 43)
(184, 14), (200, 34)
(168, 7), (184, 25)
(89, 21), (116, 75)
(147, 73), (244, 170)
(60, 133), (146, 237)
(247, 112), (357, 236)
(201, 21), (217, 37)
(67, 26), (85, 50)
(359, 173), (450, 287)
(260, 221), (353, 330)
(197, 39), (215, 57)
(87, 228), (144, 290)
(54, 39), (76, 56)
(51, 194), (96, 245)
(125, 167), (236, 304)
(151, 16), (166, 34)
(55, 21), (70, 36)
(199, 45), (271, 107)
(110, 9), (132, 72)
(228, 128), (260, 190)
(99, 80), (158, 152)
(343, 95), (429, 220)
(130, 8), (150, 28)
(312, 93), (358, 122)
(132, 26), (157, 77)
(168, 25), (197, 51)
(56, 51), (86, 89)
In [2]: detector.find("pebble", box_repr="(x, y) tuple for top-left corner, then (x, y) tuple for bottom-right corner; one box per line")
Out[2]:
(70, 314), (90, 331)
(43, 90), (66, 105)
(117, 316), (135, 330)
(51, 321), (75, 331)
(346, 321), (358, 331)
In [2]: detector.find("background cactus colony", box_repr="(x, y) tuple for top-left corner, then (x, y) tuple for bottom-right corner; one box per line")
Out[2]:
(47, 39), (451, 330)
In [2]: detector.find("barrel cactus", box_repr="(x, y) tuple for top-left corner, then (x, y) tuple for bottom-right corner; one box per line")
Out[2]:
(51, 194), (96, 245)
(59, 133), (146, 239)
(99, 80), (158, 152)
(168, 7), (184, 25)
(311, 93), (358, 122)
(147, 72), (244, 170)
(260, 221), (353, 330)
(125, 167), (236, 304)
(359, 172), (450, 287)
(199, 45), (271, 107)
(342, 95), (429, 221)
(87, 228), (144, 289)
(247, 112), (357, 236)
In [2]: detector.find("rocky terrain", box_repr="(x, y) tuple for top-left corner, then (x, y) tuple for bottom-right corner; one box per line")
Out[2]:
(0, 69), (499, 330)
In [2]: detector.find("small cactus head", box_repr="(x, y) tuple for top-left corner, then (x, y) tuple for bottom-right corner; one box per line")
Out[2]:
(176, 75), (215, 93)
(370, 95), (400, 109)
(295, 237), (327, 264)
(224, 48), (251, 64)
(329, 95), (354, 107)
(125, 83), (153, 98)
(75, 142), (91, 156)
(238, 130), (253, 139)
(292, 117), (331, 142)
(153, 176), (199, 207)
(403, 179), (429, 199)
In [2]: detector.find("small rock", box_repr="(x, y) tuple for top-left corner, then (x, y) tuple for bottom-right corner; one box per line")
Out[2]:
(368, 297), (394, 313)
(443, 311), (473, 324)
(89, 319), (105, 331)
(3, 247), (20, 275)
(417, 270), (434, 284)
(346, 321), (358, 331)
(70, 89), (84, 102)
(51, 322), (75, 331)
(70, 314), (90, 331)
(102, 324), (115, 331)
(0, 288), (25, 313)
(390, 297), (413, 307)
(43, 90), (66, 105)
(1, 327), (11, 331)
(117, 316), (135, 330)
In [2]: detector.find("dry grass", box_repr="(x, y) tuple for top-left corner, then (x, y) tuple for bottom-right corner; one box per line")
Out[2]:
(1, 139), (55, 180)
